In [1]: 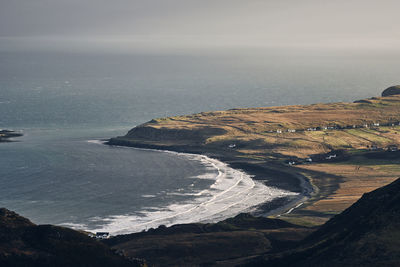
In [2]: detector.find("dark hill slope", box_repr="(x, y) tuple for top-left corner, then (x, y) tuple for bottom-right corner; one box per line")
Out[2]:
(382, 85), (400, 97)
(0, 208), (141, 267)
(105, 213), (313, 267)
(247, 178), (400, 267)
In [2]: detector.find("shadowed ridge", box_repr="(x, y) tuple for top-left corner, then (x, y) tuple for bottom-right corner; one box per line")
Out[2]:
(382, 85), (400, 97)
(104, 213), (312, 266)
(0, 208), (142, 267)
(0, 208), (34, 228)
(246, 178), (400, 267)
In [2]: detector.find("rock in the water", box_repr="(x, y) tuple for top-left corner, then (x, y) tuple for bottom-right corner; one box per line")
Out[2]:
(382, 85), (400, 97)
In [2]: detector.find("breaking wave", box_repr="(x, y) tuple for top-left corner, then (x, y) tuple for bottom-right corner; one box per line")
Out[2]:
(83, 142), (297, 235)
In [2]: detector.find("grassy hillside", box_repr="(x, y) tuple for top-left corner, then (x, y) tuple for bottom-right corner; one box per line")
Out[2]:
(114, 94), (400, 160)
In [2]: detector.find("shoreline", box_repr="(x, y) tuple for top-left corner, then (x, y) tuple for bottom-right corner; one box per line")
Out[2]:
(105, 139), (314, 226)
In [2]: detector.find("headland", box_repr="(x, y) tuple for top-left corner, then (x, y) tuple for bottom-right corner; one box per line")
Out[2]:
(109, 86), (400, 226)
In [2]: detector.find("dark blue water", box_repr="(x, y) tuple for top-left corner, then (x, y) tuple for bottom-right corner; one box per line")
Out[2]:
(1, 48), (400, 233)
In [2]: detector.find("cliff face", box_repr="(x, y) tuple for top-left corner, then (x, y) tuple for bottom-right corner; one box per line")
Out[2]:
(126, 124), (226, 143)
(0, 208), (140, 267)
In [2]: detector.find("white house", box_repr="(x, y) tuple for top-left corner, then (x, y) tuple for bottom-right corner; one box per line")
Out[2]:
(95, 232), (110, 239)
(325, 154), (337, 160)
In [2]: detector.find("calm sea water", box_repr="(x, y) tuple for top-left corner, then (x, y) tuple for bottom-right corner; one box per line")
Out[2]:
(1, 48), (399, 233)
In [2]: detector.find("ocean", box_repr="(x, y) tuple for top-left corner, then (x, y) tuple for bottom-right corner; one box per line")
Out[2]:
(1, 48), (400, 234)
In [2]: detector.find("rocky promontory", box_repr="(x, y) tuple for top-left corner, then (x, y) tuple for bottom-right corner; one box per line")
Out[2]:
(0, 129), (23, 142)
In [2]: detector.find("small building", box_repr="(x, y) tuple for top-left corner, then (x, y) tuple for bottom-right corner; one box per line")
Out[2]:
(363, 124), (369, 128)
(373, 122), (380, 127)
(276, 129), (282, 134)
(95, 232), (110, 239)
(287, 129), (296, 133)
(387, 145), (398, 152)
(325, 154), (337, 160)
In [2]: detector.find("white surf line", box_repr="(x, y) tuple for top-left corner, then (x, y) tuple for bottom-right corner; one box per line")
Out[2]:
(87, 139), (107, 145)
(161, 155), (261, 212)
(88, 139), (299, 233)
(201, 172), (246, 207)
(202, 173), (256, 210)
(96, 141), (256, 207)
(102, 165), (252, 230)
(214, 181), (297, 217)
(285, 202), (304, 214)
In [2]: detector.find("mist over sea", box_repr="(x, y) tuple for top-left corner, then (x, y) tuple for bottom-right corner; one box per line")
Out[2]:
(1, 48), (400, 233)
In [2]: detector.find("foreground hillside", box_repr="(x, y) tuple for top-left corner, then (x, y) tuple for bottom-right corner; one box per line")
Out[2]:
(244, 177), (400, 267)
(0, 208), (141, 267)
(3, 178), (400, 266)
(104, 214), (313, 266)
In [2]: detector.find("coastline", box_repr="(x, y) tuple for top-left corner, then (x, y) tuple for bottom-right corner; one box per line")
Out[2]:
(105, 93), (400, 227)
(105, 139), (314, 225)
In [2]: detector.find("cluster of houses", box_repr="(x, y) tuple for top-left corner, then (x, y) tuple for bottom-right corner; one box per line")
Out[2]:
(287, 150), (344, 166)
(287, 144), (399, 166)
(369, 144), (399, 152)
(271, 121), (400, 134)
(88, 232), (110, 239)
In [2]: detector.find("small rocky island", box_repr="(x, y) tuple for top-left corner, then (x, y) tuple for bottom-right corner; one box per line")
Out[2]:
(0, 129), (23, 142)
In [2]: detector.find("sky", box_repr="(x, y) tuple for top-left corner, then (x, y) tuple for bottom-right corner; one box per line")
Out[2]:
(1, 0), (400, 52)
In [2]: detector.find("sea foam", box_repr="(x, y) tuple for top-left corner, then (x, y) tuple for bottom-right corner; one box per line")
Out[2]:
(83, 140), (297, 235)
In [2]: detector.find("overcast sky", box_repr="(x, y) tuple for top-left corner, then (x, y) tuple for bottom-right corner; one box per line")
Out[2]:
(1, 0), (399, 51)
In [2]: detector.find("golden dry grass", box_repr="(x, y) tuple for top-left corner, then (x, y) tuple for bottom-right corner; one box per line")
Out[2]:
(298, 163), (400, 213)
(139, 95), (400, 161)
